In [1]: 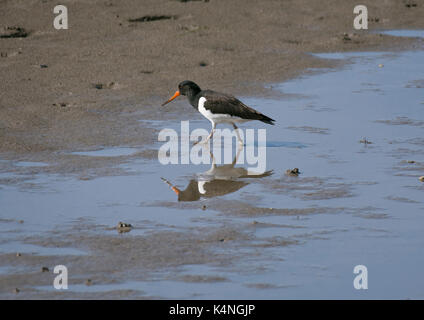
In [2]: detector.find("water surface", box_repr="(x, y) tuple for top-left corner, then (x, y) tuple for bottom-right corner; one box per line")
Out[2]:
(1, 33), (423, 299)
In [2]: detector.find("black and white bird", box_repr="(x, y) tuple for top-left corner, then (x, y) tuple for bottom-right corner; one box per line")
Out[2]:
(162, 80), (275, 144)
(161, 145), (273, 201)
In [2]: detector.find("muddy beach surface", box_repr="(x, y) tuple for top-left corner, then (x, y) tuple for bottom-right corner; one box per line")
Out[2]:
(1, 0), (424, 158)
(1, 1), (424, 299)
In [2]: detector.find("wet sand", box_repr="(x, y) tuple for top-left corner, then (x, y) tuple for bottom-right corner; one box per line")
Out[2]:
(1, 0), (424, 159)
(1, 1), (424, 300)
(1, 44), (424, 299)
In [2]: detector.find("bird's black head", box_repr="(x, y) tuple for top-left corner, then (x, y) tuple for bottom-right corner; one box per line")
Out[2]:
(162, 80), (201, 106)
(178, 80), (201, 97)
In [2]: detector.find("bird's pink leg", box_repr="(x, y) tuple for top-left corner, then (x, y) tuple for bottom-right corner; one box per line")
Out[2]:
(193, 122), (216, 146)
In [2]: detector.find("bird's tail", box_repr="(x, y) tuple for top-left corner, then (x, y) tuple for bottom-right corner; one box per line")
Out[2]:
(260, 115), (275, 125)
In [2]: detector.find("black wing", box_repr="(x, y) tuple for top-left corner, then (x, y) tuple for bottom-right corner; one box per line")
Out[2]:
(201, 90), (275, 125)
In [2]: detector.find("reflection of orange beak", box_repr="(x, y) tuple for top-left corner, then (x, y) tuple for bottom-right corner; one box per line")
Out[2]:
(171, 186), (180, 195)
(160, 177), (181, 197)
(161, 90), (180, 106)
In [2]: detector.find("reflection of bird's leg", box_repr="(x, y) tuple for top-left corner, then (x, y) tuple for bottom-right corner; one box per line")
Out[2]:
(194, 122), (216, 146)
(232, 142), (244, 167)
(208, 146), (217, 170)
(232, 123), (244, 145)
(200, 142), (215, 169)
(160, 177), (180, 195)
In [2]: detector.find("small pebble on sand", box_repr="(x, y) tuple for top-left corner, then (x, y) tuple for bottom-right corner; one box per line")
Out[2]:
(359, 138), (372, 144)
(117, 221), (132, 228)
(117, 221), (132, 233)
(286, 168), (300, 176)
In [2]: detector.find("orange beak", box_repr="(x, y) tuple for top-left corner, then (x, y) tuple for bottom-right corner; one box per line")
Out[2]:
(161, 90), (180, 106)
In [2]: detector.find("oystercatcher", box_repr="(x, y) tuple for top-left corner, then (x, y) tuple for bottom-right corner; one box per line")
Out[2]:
(162, 80), (275, 144)
(161, 145), (273, 201)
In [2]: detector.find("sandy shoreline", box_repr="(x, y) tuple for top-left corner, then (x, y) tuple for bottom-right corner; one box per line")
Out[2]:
(1, 0), (423, 161)
(1, 1), (424, 300)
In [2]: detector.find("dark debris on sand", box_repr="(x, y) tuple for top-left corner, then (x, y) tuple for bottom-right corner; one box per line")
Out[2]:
(285, 168), (301, 176)
(0, 26), (28, 38)
(128, 15), (177, 23)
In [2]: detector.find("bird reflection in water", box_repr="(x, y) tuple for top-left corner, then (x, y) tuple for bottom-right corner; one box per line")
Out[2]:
(161, 144), (273, 201)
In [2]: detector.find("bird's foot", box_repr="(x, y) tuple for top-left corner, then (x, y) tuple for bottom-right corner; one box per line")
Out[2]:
(193, 136), (212, 146)
(193, 139), (207, 146)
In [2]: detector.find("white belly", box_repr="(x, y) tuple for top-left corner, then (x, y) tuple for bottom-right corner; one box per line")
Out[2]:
(198, 97), (250, 124)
